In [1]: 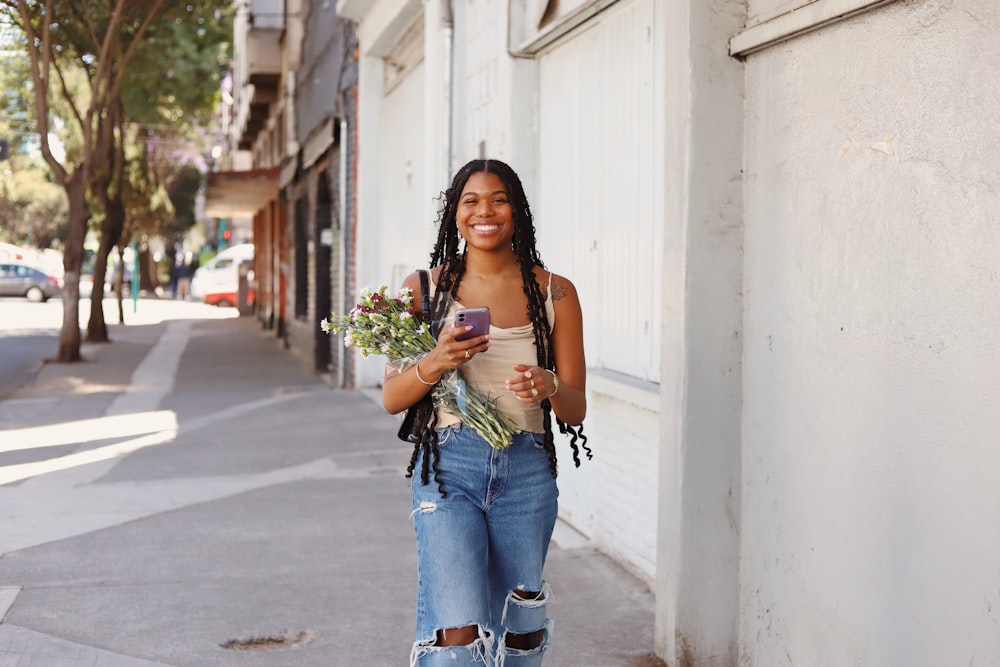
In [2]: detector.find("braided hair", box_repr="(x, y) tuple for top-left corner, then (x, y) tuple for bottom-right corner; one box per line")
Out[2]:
(403, 158), (591, 494)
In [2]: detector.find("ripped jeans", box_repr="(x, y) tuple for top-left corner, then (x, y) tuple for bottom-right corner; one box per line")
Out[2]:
(410, 424), (559, 667)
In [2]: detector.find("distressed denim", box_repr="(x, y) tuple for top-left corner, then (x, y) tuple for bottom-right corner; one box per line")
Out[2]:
(410, 424), (558, 667)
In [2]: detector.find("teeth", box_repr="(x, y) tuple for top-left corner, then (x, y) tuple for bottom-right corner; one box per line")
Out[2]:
(473, 224), (500, 231)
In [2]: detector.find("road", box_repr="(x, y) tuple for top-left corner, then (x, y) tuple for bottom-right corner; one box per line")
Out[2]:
(0, 296), (232, 402)
(0, 298), (62, 401)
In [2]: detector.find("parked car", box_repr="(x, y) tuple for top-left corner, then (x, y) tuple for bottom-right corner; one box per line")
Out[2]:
(190, 244), (255, 307)
(0, 263), (62, 302)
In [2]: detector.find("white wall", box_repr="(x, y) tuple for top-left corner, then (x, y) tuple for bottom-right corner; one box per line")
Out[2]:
(534, 0), (662, 581)
(374, 60), (429, 283)
(450, 0), (516, 164)
(740, 1), (1000, 664)
(656, 0), (746, 662)
(353, 0), (436, 387)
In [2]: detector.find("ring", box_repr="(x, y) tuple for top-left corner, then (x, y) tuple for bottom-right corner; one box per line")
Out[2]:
(530, 388), (539, 397)
(530, 379), (535, 388)
(465, 351), (471, 360)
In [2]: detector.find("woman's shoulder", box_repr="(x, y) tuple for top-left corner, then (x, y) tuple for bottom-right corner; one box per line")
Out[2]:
(533, 266), (579, 303)
(399, 268), (437, 302)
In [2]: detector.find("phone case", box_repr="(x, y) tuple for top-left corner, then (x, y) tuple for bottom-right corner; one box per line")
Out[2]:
(454, 307), (490, 341)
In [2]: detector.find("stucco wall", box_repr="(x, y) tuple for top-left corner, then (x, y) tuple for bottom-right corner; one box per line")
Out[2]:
(740, 1), (1000, 664)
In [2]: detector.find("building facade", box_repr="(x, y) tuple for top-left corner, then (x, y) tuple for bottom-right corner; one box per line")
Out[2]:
(209, 0), (359, 381)
(337, 0), (1000, 665)
(213, 0), (1000, 663)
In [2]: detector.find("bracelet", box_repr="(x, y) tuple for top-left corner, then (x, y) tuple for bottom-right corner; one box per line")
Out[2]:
(546, 369), (560, 396)
(414, 359), (436, 386)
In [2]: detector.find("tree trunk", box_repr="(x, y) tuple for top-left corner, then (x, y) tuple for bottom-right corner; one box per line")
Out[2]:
(57, 169), (89, 362)
(85, 236), (114, 342)
(87, 188), (125, 341)
(139, 244), (159, 292)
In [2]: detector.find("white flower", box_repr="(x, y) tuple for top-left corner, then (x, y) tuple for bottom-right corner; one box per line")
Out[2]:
(399, 312), (412, 322)
(320, 318), (332, 333)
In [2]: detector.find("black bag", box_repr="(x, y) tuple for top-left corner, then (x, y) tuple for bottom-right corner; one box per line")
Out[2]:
(397, 270), (434, 443)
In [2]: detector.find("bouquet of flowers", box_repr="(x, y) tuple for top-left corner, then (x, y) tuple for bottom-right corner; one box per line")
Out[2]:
(322, 284), (516, 449)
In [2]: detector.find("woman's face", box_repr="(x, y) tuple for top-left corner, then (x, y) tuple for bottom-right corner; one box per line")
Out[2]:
(456, 171), (515, 252)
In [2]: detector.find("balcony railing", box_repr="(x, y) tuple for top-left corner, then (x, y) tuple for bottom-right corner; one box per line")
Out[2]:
(234, 0), (284, 149)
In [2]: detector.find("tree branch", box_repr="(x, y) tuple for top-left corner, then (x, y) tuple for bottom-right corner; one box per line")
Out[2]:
(108, 0), (167, 102)
(48, 45), (87, 136)
(16, 0), (68, 183)
(65, 0), (101, 55)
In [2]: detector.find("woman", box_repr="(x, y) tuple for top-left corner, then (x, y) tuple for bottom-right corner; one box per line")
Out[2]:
(382, 158), (590, 666)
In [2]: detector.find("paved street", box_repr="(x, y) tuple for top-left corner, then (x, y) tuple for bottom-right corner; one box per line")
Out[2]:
(0, 298), (662, 666)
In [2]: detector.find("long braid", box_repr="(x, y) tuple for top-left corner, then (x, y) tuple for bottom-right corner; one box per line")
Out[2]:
(402, 158), (590, 492)
(504, 163), (590, 477)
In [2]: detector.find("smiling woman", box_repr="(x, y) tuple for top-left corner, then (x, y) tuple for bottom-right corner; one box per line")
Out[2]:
(380, 158), (591, 666)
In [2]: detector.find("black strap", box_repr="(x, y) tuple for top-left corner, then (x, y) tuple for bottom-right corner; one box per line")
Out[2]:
(397, 268), (435, 443)
(419, 269), (430, 319)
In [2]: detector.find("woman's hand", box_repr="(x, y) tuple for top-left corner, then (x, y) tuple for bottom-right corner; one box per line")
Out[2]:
(506, 365), (558, 403)
(419, 323), (491, 380)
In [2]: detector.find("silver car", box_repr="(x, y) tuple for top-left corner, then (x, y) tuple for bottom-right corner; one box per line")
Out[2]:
(0, 263), (62, 302)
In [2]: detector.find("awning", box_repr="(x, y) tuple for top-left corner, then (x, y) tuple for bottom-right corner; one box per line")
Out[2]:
(204, 168), (280, 218)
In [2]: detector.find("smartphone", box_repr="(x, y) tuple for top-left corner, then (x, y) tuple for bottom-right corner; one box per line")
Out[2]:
(454, 307), (490, 341)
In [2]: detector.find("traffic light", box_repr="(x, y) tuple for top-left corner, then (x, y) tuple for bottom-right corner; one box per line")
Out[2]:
(0, 139), (8, 161)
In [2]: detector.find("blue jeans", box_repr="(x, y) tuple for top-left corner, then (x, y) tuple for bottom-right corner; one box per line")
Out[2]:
(410, 424), (559, 667)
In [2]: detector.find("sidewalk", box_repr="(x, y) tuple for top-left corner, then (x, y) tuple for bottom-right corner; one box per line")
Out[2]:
(0, 303), (662, 667)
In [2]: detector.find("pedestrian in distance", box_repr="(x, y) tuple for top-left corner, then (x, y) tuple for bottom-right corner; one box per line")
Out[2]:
(175, 255), (192, 300)
(382, 158), (591, 666)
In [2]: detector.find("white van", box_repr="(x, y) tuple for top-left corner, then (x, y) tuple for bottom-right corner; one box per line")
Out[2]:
(190, 244), (254, 307)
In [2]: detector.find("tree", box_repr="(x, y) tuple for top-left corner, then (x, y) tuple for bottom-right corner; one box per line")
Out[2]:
(0, 0), (167, 361)
(3, 1), (232, 351)
(83, 1), (232, 341)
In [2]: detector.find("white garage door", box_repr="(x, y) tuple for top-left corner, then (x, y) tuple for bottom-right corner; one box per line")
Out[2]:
(537, 0), (661, 382)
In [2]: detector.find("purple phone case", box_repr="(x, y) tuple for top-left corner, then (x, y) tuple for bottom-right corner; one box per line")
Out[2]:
(455, 308), (490, 341)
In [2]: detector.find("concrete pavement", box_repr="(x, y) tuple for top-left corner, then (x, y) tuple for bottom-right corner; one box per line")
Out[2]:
(0, 300), (662, 666)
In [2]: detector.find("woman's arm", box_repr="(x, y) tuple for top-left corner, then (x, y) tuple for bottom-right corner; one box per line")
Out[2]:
(508, 273), (587, 425)
(381, 271), (492, 415)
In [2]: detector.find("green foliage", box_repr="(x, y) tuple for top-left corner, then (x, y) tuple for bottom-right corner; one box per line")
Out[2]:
(1, 1), (233, 250)
(0, 164), (69, 247)
(0, 29), (67, 248)
(120, 128), (172, 237)
(162, 162), (201, 242)
(123, 2), (234, 130)
(0, 42), (32, 156)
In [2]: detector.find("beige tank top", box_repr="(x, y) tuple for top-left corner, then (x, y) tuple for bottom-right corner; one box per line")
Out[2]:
(431, 272), (556, 434)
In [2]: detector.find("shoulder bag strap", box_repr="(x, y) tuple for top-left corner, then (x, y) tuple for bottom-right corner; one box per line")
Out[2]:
(419, 269), (431, 317)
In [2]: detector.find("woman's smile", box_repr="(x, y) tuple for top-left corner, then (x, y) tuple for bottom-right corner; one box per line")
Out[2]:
(457, 171), (515, 249)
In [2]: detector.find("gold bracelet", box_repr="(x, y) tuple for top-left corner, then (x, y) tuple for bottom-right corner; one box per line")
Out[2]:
(414, 359), (436, 385)
(546, 369), (559, 396)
